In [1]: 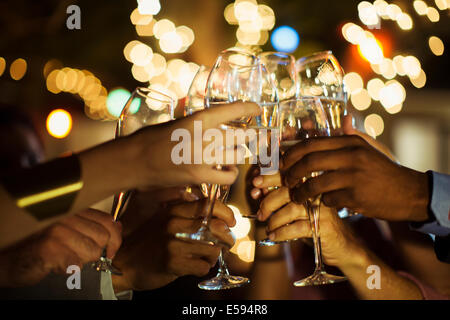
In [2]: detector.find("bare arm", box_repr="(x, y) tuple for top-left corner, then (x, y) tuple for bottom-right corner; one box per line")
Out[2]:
(245, 225), (292, 300)
(0, 102), (260, 249)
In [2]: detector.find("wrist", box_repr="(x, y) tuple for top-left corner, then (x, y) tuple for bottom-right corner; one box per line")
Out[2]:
(111, 273), (133, 293)
(117, 134), (150, 190)
(334, 242), (371, 272)
(405, 169), (430, 222)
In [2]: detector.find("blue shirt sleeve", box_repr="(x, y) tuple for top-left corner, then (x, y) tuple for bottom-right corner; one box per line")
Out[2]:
(410, 171), (450, 237)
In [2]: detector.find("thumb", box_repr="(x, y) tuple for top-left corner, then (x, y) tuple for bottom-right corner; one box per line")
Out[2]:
(343, 114), (356, 135)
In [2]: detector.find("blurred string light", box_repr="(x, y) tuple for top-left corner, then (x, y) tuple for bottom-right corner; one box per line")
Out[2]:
(0, 57), (6, 77)
(357, 0), (413, 30)
(434, 0), (449, 10)
(46, 109), (72, 139)
(270, 26), (300, 53)
(45, 64), (113, 120)
(340, 0), (448, 136)
(413, 1), (428, 15)
(119, 1), (200, 113)
(428, 36), (444, 56)
(10, 58), (27, 81)
(224, 0), (276, 48)
(426, 7), (440, 22)
(228, 204), (254, 262)
(119, 0), (278, 117)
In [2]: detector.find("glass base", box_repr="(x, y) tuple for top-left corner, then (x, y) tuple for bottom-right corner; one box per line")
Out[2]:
(91, 256), (122, 275)
(198, 274), (250, 290)
(294, 270), (346, 286)
(258, 238), (296, 246)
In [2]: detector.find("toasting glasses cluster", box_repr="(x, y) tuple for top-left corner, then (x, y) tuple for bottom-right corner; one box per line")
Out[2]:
(99, 48), (351, 288)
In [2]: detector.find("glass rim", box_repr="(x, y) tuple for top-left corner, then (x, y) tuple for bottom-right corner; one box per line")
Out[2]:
(218, 48), (260, 68)
(296, 50), (334, 66)
(133, 87), (175, 104)
(279, 96), (322, 106)
(258, 51), (296, 62)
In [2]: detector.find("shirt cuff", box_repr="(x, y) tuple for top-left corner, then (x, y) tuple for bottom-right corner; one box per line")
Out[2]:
(430, 171), (450, 229)
(410, 171), (450, 237)
(100, 272), (118, 300)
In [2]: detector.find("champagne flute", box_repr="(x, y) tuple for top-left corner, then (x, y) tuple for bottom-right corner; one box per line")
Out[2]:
(276, 97), (347, 286)
(242, 51), (299, 221)
(297, 51), (356, 218)
(92, 87), (175, 274)
(197, 184), (250, 290)
(182, 64), (251, 290)
(175, 48), (277, 246)
(184, 65), (211, 117)
(296, 51), (347, 135)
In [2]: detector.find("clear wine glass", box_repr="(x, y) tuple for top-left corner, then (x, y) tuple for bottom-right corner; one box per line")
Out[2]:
(184, 65), (211, 117)
(247, 51), (299, 225)
(180, 63), (250, 290)
(92, 87), (175, 274)
(276, 97), (347, 286)
(297, 51), (356, 218)
(197, 184), (250, 290)
(175, 48), (277, 247)
(296, 51), (347, 135)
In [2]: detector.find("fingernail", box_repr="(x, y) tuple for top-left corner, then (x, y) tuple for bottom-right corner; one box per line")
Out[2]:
(269, 233), (275, 240)
(253, 176), (263, 187)
(257, 210), (263, 221)
(251, 188), (261, 199)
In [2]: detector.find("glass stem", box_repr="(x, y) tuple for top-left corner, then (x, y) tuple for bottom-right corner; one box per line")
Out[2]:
(200, 183), (219, 229)
(217, 249), (229, 276)
(308, 203), (324, 273)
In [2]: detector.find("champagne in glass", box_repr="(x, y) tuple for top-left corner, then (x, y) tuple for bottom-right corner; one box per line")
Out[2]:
(297, 51), (356, 217)
(275, 97), (346, 286)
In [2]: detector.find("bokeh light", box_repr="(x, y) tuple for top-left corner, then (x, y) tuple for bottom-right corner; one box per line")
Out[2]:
(364, 113), (384, 137)
(106, 88), (139, 117)
(428, 36), (444, 56)
(379, 80), (406, 109)
(367, 78), (384, 101)
(0, 57), (6, 77)
(413, 1), (428, 15)
(343, 72), (364, 94)
(409, 69), (427, 88)
(426, 7), (440, 22)
(270, 26), (300, 53)
(46, 109), (73, 139)
(10, 58), (27, 81)
(137, 0), (161, 15)
(228, 204), (251, 239)
(396, 13), (413, 30)
(350, 88), (371, 111)
(357, 36), (384, 64)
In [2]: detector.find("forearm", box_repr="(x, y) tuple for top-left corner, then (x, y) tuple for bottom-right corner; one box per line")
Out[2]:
(338, 248), (423, 300)
(71, 135), (142, 214)
(0, 135), (142, 250)
(246, 228), (291, 299)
